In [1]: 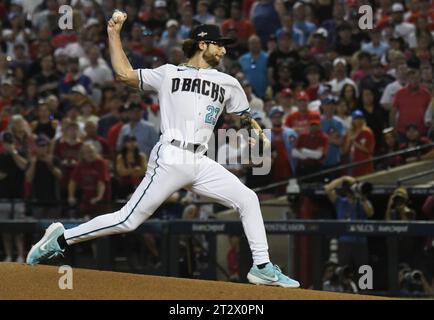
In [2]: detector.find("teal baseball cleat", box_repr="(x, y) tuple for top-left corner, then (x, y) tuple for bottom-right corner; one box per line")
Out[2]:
(26, 222), (65, 265)
(247, 262), (300, 288)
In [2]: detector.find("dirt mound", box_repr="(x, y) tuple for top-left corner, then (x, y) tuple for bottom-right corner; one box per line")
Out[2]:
(0, 263), (388, 300)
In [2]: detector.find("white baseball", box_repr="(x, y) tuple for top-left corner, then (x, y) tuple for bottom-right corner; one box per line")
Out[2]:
(112, 10), (125, 23)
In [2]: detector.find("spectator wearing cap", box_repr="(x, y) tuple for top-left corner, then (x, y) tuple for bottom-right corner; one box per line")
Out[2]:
(344, 110), (375, 177)
(26, 134), (62, 219)
(275, 13), (305, 47)
(223, 26), (248, 61)
(53, 120), (83, 200)
(267, 31), (300, 87)
(285, 90), (321, 135)
(194, 0), (216, 24)
(159, 19), (183, 56)
(35, 54), (59, 97)
(358, 87), (388, 154)
(221, 2), (254, 44)
(309, 28), (328, 60)
(359, 58), (394, 101)
(328, 58), (357, 97)
(292, 2), (316, 42)
(320, 96), (346, 170)
(268, 106), (297, 192)
(140, 28), (168, 68)
(292, 116), (329, 179)
(278, 87), (295, 116)
(361, 28), (390, 59)
(250, 0), (282, 47)
(31, 102), (58, 140)
(116, 103), (159, 157)
(380, 63), (407, 112)
(115, 135), (148, 199)
(399, 123), (434, 163)
(107, 103), (132, 155)
(58, 56), (92, 97)
(391, 69), (432, 138)
(377, 127), (404, 169)
(68, 142), (111, 218)
(390, 3), (417, 48)
(239, 35), (268, 99)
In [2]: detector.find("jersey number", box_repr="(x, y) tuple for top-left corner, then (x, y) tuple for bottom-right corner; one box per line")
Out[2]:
(205, 105), (220, 125)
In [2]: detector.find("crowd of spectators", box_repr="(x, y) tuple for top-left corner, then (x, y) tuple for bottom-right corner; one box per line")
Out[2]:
(0, 0), (434, 292)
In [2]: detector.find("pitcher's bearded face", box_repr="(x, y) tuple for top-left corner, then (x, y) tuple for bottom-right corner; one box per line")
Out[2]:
(203, 43), (226, 67)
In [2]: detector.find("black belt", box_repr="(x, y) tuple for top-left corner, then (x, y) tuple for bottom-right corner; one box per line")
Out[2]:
(170, 139), (203, 152)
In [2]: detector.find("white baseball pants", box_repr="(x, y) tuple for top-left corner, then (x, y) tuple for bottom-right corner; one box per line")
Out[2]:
(64, 141), (270, 265)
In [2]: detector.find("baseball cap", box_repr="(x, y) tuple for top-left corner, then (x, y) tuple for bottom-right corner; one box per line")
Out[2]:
(351, 110), (365, 119)
(333, 57), (347, 67)
(142, 27), (153, 36)
(281, 87), (293, 98)
(1, 78), (13, 86)
(322, 95), (337, 105)
(189, 24), (235, 45)
(155, 0), (167, 8)
(296, 91), (310, 102)
(166, 19), (179, 29)
(71, 84), (87, 96)
(314, 28), (328, 39)
(268, 106), (285, 117)
(251, 111), (264, 121)
(84, 18), (99, 29)
(392, 3), (405, 13)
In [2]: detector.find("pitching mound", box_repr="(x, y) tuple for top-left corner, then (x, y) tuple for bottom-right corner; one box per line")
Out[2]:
(0, 263), (387, 300)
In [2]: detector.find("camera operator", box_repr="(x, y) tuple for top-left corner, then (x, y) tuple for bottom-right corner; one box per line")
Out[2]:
(385, 187), (415, 221)
(325, 176), (374, 268)
(399, 264), (433, 296)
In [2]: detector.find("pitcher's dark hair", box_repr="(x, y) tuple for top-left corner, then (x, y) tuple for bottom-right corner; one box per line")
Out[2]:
(182, 39), (200, 59)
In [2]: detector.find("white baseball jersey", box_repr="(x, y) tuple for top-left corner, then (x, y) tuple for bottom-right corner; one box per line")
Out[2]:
(137, 64), (250, 146)
(63, 64), (270, 267)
